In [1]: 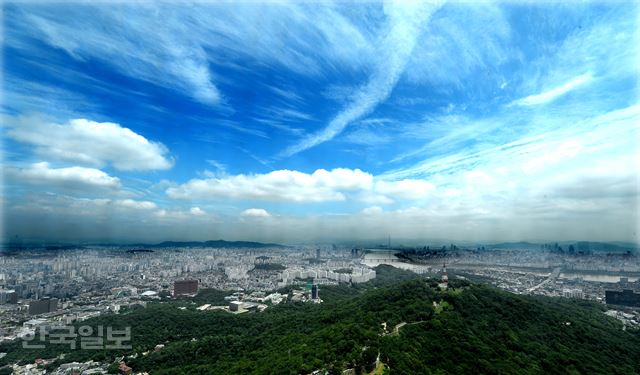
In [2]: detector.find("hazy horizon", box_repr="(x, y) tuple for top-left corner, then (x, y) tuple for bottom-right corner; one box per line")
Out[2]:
(2, 236), (639, 250)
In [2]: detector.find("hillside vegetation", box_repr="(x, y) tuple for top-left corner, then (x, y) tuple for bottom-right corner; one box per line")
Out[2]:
(2, 266), (639, 374)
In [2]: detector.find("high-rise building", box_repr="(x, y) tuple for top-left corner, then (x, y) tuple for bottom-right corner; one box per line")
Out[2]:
(28, 298), (58, 315)
(311, 284), (319, 300)
(174, 279), (198, 296)
(0, 289), (17, 304)
(605, 289), (640, 307)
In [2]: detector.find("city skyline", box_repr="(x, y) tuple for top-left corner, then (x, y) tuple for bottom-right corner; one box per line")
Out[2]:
(2, 1), (639, 243)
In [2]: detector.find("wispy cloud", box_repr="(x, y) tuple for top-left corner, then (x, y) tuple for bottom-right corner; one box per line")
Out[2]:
(515, 72), (593, 106)
(404, 2), (511, 88)
(258, 106), (314, 122)
(1, 77), (101, 119)
(265, 85), (305, 104)
(235, 147), (273, 170)
(253, 118), (305, 137)
(5, 2), (380, 107)
(14, 6), (221, 106)
(215, 119), (270, 139)
(206, 160), (227, 174)
(281, 1), (444, 156)
(381, 105), (640, 230)
(251, 105), (313, 136)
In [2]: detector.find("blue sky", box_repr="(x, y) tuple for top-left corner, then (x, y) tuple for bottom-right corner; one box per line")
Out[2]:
(1, 1), (639, 244)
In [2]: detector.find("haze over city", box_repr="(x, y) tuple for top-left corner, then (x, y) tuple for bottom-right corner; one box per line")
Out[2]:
(2, 1), (638, 244)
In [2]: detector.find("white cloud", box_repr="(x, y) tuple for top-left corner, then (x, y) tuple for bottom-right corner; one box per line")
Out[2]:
(115, 199), (157, 210)
(10, 195), (161, 218)
(205, 160), (227, 174)
(155, 207), (214, 221)
(190, 207), (206, 216)
(2, 77), (101, 120)
(8, 162), (121, 190)
(361, 206), (384, 215)
(521, 140), (582, 174)
(17, 7), (221, 105)
(7, 118), (173, 171)
(357, 192), (396, 205)
(7, 2), (383, 106)
(405, 2), (511, 87)
(167, 168), (374, 202)
(515, 73), (593, 106)
(167, 166), (441, 205)
(281, 0), (444, 156)
(240, 208), (271, 218)
(379, 105), (640, 237)
(375, 179), (435, 199)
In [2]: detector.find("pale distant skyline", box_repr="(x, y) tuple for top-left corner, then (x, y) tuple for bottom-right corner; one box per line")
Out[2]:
(1, 1), (639, 244)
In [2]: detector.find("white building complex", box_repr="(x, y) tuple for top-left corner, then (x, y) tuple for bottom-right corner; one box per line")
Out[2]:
(278, 267), (376, 286)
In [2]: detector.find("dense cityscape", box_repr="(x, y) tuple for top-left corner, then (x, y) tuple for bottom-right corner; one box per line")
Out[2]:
(1, 241), (639, 374)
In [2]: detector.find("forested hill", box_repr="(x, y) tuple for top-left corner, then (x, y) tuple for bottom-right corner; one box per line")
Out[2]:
(1, 266), (639, 374)
(127, 279), (640, 374)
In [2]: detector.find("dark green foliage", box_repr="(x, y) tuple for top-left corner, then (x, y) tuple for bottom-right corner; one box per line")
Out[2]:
(2, 265), (638, 374)
(106, 362), (119, 374)
(185, 288), (233, 305)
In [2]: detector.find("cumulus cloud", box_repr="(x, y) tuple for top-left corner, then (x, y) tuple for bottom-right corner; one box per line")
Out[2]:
(167, 167), (440, 204)
(190, 207), (206, 216)
(7, 162), (121, 190)
(7, 118), (173, 171)
(167, 168), (374, 202)
(240, 208), (271, 218)
(115, 199), (157, 210)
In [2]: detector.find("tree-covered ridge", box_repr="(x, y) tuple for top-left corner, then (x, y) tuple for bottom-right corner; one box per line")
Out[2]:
(2, 266), (638, 374)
